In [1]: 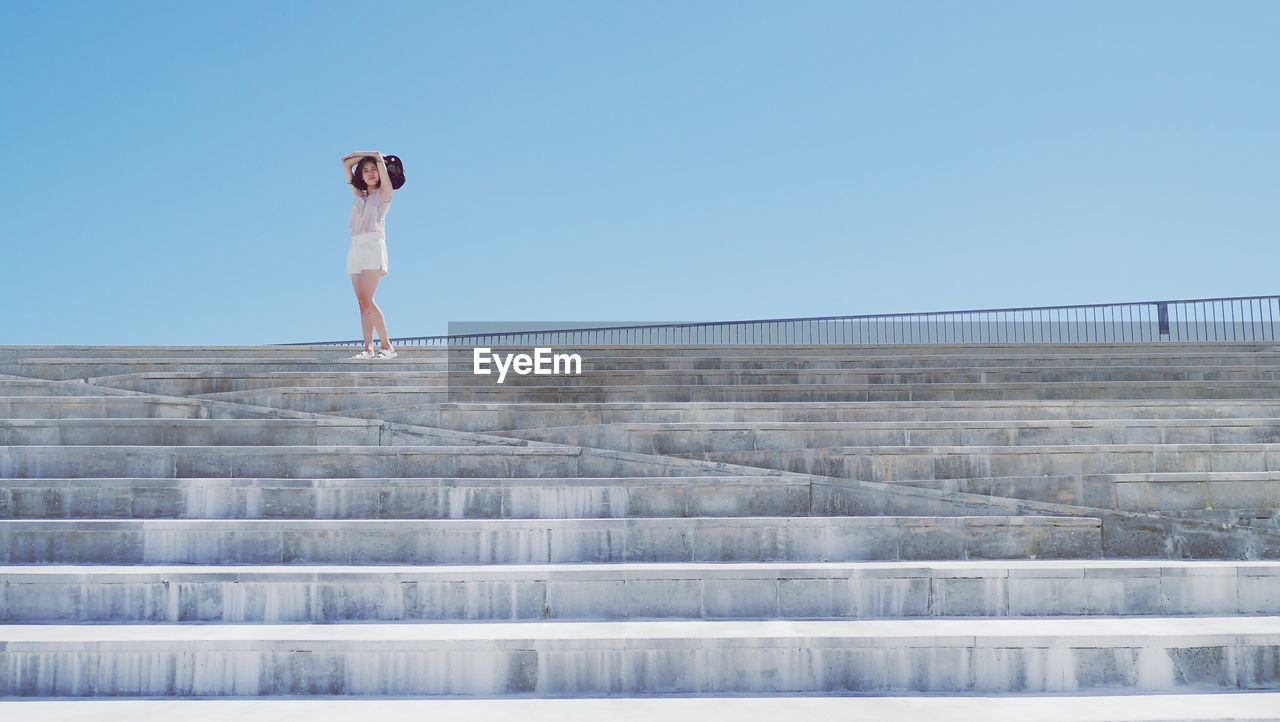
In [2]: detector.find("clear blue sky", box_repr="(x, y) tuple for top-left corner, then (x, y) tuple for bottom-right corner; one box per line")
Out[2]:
(2, 1), (1276, 345)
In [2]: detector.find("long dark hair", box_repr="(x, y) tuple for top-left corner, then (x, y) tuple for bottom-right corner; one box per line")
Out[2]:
(350, 156), (380, 192)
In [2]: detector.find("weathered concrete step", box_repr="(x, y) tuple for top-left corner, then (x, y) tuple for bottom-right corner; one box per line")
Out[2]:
(566, 353), (1280, 369)
(1166, 509), (1280, 531)
(1, 359), (447, 381)
(1, 616), (1277, 696)
(481, 353), (1280, 368)
(6, 695), (1280, 722)
(92, 372), (450, 395)
(194, 387), (446, 410)
(3, 560), (1276, 622)
(87, 367), (1280, 396)
(26, 357), (1280, 388)
(0, 394), (476, 431)
(4, 342), (1274, 361)
(547, 352), (1280, 368)
(352, 400), (1280, 433)
(0, 345), (395, 361)
(0, 380), (114, 398)
(901, 472), (1280, 512)
(16, 359), (1280, 391)
(684, 444), (1280, 481)
(439, 342), (1280, 356)
(191, 381), (1280, 412)
(503, 419), (1280, 453)
(447, 343), (1280, 356)
(0, 516), (1100, 564)
(502, 349), (1280, 364)
(470, 366), (1280, 386)
(0, 446), (601, 479)
(810, 477), (1280, 559)
(0, 419), (388, 446)
(9, 351), (1280, 379)
(0, 476), (809, 519)
(0, 396), (212, 419)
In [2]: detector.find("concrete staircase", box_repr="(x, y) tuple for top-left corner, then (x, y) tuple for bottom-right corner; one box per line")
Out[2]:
(3, 343), (1280, 718)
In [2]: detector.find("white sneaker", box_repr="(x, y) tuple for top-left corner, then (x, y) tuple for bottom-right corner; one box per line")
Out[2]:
(350, 349), (375, 359)
(375, 348), (398, 359)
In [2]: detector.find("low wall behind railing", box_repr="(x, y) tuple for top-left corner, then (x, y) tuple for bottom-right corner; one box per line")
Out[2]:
(283, 295), (1280, 347)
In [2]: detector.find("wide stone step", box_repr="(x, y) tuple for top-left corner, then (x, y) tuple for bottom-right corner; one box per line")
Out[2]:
(194, 387), (448, 410)
(902, 472), (1280, 512)
(86, 366), (1280, 396)
(1, 616), (1277, 696)
(0, 419), (388, 446)
(0, 394), (416, 424)
(684, 444), (1280, 481)
(502, 419), (1280, 453)
(0, 345), (394, 361)
(92, 372), (450, 395)
(8, 351), (1280, 379)
(0, 516), (1100, 564)
(191, 381), (1280, 411)
(531, 352), (1280, 368)
(1166, 509), (1280, 531)
(6, 695), (1280, 722)
(0, 445), (599, 479)
(3, 342), (1272, 361)
(0, 396), (212, 419)
(0, 359), (448, 381)
(438, 342), (1280, 356)
(468, 366), (1280, 386)
(2, 560), (1275, 623)
(564, 353), (1280, 368)
(0, 380), (117, 398)
(0, 476), (809, 519)
(350, 399), (1280, 432)
(429, 352), (1277, 369)
(497, 350), (1280, 364)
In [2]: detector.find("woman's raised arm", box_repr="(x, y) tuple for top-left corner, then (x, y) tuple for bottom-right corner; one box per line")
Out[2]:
(373, 153), (393, 202)
(341, 154), (363, 197)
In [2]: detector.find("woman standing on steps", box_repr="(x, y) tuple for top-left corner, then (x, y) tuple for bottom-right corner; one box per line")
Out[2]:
(342, 150), (398, 360)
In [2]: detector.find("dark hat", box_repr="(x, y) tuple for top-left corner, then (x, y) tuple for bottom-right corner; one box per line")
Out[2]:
(384, 155), (406, 190)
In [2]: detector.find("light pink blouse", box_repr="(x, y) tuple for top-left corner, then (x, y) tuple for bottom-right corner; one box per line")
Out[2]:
(350, 190), (392, 238)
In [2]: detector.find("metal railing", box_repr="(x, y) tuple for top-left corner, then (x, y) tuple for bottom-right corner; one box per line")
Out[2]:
(281, 295), (1280, 347)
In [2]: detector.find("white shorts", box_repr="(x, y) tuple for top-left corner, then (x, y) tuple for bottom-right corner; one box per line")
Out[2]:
(347, 232), (388, 276)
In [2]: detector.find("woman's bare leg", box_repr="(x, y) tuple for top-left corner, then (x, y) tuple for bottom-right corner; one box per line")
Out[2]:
(357, 269), (394, 351)
(350, 274), (375, 353)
